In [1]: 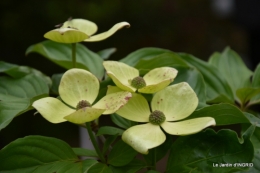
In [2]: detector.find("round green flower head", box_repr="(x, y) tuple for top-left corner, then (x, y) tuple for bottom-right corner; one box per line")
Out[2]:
(149, 110), (166, 125)
(44, 18), (130, 43)
(76, 100), (91, 110)
(130, 76), (146, 89)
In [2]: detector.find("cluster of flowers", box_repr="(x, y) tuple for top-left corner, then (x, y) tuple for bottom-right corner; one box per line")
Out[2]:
(33, 18), (215, 154)
(33, 61), (215, 154)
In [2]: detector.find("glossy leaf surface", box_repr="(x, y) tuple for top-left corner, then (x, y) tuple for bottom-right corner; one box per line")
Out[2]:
(26, 40), (104, 79)
(50, 73), (63, 95)
(143, 133), (172, 166)
(120, 47), (171, 66)
(88, 163), (113, 173)
(109, 159), (146, 173)
(236, 87), (260, 105)
(111, 113), (137, 129)
(0, 136), (97, 173)
(178, 53), (234, 102)
(108, 140), (137, 166)
(0, 74), (49, 130)
(96, 126), (124, 136)
(72, 148), (98, 157)
(251, 64), (260, 103)
(0, 61), (51, 84)
(209, 48), (252, 92)
(166, 128), (254, 173)
(185, 103), (250, 125)
(97, 48), (116, 60)
(134, 53), (187, 73)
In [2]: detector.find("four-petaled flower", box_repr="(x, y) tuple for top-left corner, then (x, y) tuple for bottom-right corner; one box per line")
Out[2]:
(103, 61), (178, 93)
(33, 68), (132, 124)
(115, 82), (216, 154)
(44, 18), (130, 43)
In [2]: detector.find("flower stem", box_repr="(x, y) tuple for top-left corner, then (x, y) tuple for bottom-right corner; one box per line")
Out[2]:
(85, 122), (106, 163)
(71, 43), (76, 68)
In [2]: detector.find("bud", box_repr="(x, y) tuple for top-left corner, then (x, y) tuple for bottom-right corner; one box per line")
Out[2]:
(130, 76), (146, 89)
(76, 100), (91, 110)
(149, 110), (166, 125)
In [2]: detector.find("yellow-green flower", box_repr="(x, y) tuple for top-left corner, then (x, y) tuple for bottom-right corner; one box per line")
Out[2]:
(115, 82), (216, 154)
(33, 68), (131, 124)
(44, 18), (130, 43)
(103, 61), (178, 93)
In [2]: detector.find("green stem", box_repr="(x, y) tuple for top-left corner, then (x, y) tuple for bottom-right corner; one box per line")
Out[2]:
(71, 43), (76, 68)
(85, 122), (106, 163)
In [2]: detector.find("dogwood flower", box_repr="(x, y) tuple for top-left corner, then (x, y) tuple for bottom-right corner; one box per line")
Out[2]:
(44, 18), (130, 43)
(33, 68), (131, 124)
(115, 82), (216, 154)
(103, 61), (178, 93)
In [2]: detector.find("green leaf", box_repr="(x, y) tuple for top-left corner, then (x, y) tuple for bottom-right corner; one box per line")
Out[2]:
(143, 133), (172, 166)
(88, 163), (113, 173)
(209, 47), (252, 93)
(0, 61), (51, 85)
(251, 64), (260, 103)
(173, 66), (206, 103)
(185, 103), (250, 126)
(0, 94), (30, 131)
(250, 127), (260, 172)
(26, 40), (104, 79)
(241, 124), (256, 141)
(97, 48), (116, 60)
(111, 113), (137, 129)
(102, 135), (118, 155)
(236, 87), (260, 105)
(243, 112), (260, 128)
(237, 125), (259, 173)
(120, 47), (171, 66)
(252, 64), (260, 87)
(0, 74), (48, 99)
(82, 160), (99, 173)
(134, 53), (188, 74)
(72, 148), (98, 157)
(109, 159), (146, 173)
(107, 140), (137, 166)
(208, 52), (221, 62)
(206, 94), (235, 105)
(96, 126), (124, 136)
(50, 73), (63, 95)
(0, 74), (49, 130)
(178, 53), (234, 103)
(145, 171), (160, 173)
(0, 135), (96, 173)
(166, 129), (254, 173)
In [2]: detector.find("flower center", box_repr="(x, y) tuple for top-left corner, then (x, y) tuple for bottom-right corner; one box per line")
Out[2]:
(149, 110), (166, 125)
(130, 76), (146, 89)
(76, 100), (91, 110)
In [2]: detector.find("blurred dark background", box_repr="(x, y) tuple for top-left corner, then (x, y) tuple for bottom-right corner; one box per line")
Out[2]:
(1, 0), (260, 148)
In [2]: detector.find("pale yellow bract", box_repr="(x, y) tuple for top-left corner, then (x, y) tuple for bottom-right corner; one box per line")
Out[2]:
(44, 19), (130, 43)
(32, 68), (132, 124)
(103, 61), (178, 93)
(115, 83), (216, 154)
